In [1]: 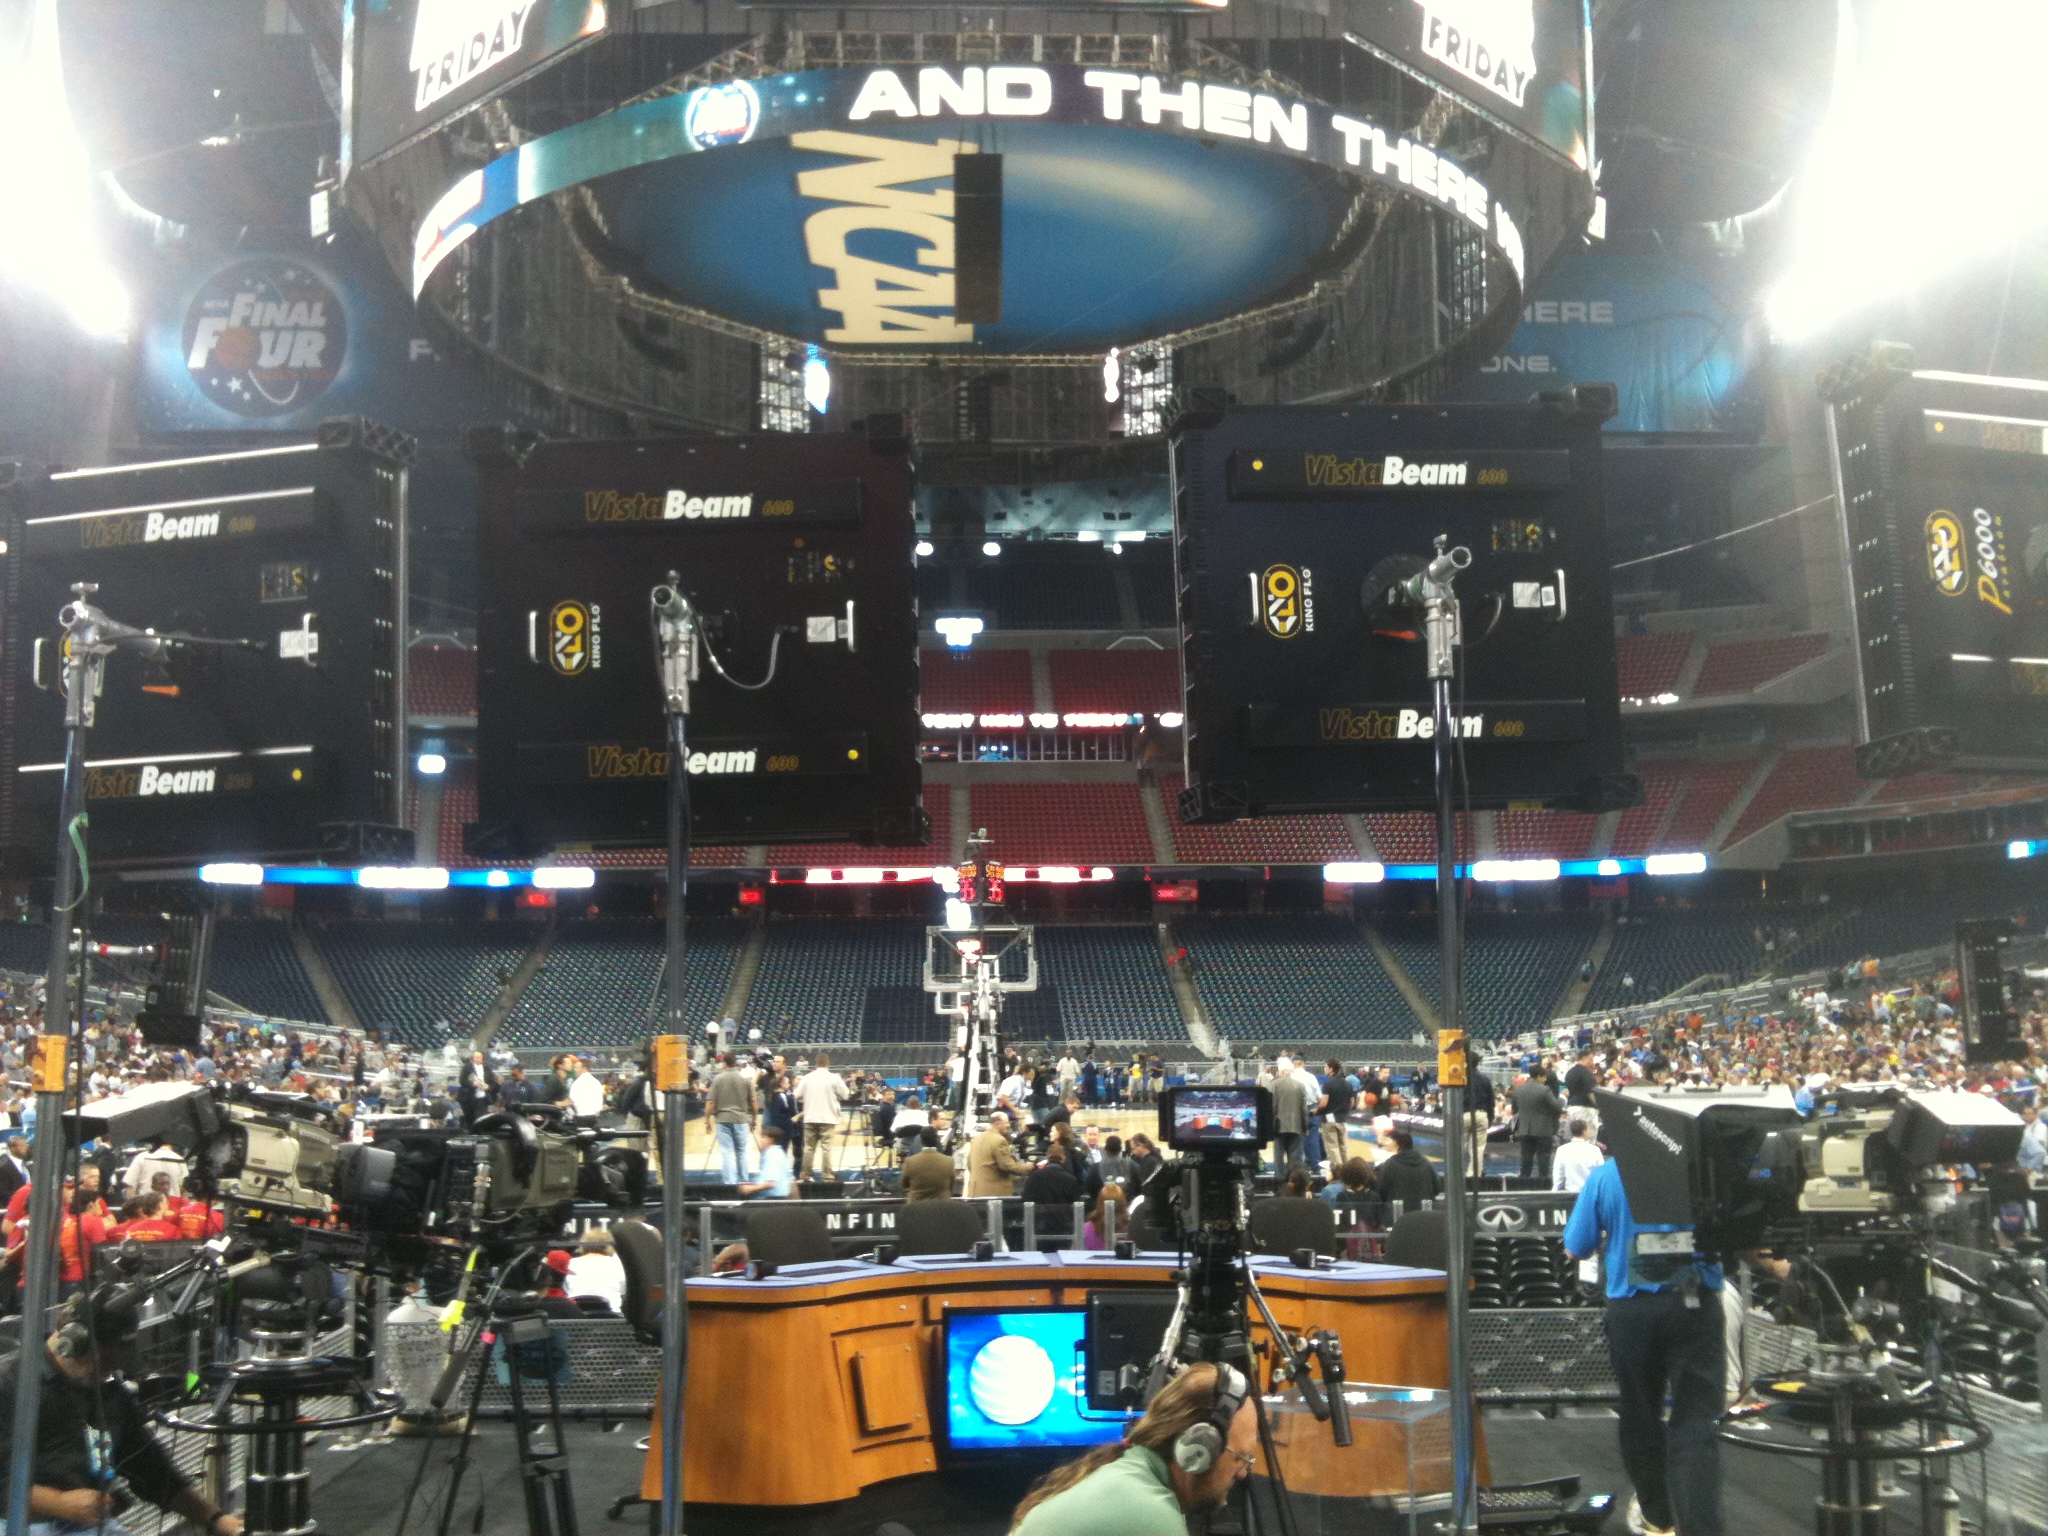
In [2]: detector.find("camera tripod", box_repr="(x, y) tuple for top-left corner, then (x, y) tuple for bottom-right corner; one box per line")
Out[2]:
(431, 1294), (579, 1536)
(1144, 1151), (1353, 1536)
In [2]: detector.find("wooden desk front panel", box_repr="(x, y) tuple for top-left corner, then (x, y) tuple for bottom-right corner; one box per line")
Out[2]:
(660, 1263), (1455, 1507)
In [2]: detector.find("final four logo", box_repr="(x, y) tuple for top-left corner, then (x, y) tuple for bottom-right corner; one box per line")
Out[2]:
(684, 80), (760, 150)
(183, 259), (347, 419)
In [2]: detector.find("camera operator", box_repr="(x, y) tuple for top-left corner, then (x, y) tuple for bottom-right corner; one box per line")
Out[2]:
(1563, 1155), (1788, 1536)
(0, 1288), (242, 1536)
(1008, 1363), (1255, 1536)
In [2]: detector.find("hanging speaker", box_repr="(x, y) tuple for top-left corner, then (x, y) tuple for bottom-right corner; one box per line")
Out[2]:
(954, 153), (1003, 324)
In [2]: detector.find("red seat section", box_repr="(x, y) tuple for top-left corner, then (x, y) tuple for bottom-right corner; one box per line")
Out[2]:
(1363, 813), (1436, 863)
(409, 646), (477, 718)
(766, 785), (953, 867)
(1659, 760), (1756, 850)
(1726, 744), (1864, 845)
(437, 767), (481, 867)
(1615, 633), (1692, 699)
(1048, 648), (1181, 714)
(1692, 633), (1829, 697)
(1159, 774), (1355, 863)
(1493, 809), (1597, 860)
(1610, 761), (1690, 857)
(921, 649), (1034, 714)
(970, 782), (1156, 865)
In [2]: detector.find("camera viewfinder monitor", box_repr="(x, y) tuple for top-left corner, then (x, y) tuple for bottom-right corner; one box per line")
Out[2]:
(942, 1308), (1132, 1452)
(1160, 1085), (1274, 1153)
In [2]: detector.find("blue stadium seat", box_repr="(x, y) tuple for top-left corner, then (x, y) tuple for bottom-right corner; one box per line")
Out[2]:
(316, 921), (539, 1046)
(498, 917), (743, 1049)
(1179, 914), (1419, 1041)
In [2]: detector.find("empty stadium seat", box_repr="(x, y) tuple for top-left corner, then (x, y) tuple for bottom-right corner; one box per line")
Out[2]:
(1691, 632), (1829, 697)
(1179, 914), (1418, 1041)
(1609, 761), (1690, 857)
(1036, 925), (1185, 1041)
(316, 921), (540, 1046)
(1725, 744), (1863, 846)
(1580, 909), (1767, 1011)
(920, 648), (1033, 715)
(408, 645), (477, 719)
(1615, 633), (1693, 700)
(1160, 774), (1355, 864)
(1048, 648), (1180, 715)
(498, 917), (743, 1048)
(1659, 759), (1756, 850)
(1493, 810), (1597, 861)
(970, 783), (1155, 865)
(747, 918), (926, 1045)
(1380, 911), (1596, 1036)
(209, 920), (328, 1023)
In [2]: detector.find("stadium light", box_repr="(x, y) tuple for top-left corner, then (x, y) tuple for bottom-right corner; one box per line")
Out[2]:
(198, 863), (265, 886)
(0, 0), (130, 338)
(533, 866), (596, 889)
(803, 344), (831, 414)
(1643, 852), (1708, 877)
(1103, 348), (1121, 403)
(945, 898), (973, 930)
(935, 615), (984, 649)
(981, 540), (1003, 557)
(416, 752), (448, 776)
(2009, 840), (2036, 860)
(1596, 858), (1623, 878)
(1322, 861), (1386, 884)
(1767, 0), (2048, 341)
(915, 539), (935, 558)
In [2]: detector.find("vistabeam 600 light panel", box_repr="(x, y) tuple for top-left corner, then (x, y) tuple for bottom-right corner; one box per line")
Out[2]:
(1823, 348), (2048, 775)
(0, 421), (412, 870)
(1171, 397), (1631, 819)
(468, 424), (924, 856)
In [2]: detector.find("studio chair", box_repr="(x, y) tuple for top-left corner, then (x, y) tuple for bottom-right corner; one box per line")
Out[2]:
(744, 1204), (834, 1267)
(607, 1220), (670, 1522)
(1383, 1209), (1451, 1272)
(894, 1200), (985, 1257)
(1247, 1196), (1338, 1259)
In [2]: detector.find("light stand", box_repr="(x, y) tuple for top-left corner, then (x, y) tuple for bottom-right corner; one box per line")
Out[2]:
(651, 575), (697, 1536)
(8, 584), (255, 1536)
(1411, 537), (1479, 1534)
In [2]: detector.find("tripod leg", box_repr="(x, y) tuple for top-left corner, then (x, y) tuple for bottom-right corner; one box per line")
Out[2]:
(435, 1336), (496, 1536)
(545, 1373), (580, 1536)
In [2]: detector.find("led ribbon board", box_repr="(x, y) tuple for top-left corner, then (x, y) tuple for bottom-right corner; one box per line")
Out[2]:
(411, 64), (1535, 352)
(1172, 401), (1630, 818)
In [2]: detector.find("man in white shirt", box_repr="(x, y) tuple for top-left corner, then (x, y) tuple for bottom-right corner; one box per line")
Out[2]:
(1551, 1120), (1605, 1193)
(739, 1125), (795, 1198)
(995, 1069), (1030, 1120)
(1056, 1053), (1080, 1098)
(567, 1057), (606, 1123)
(564, 1230), (628, 1313)
(122, 1142), (190, 1203)
(797, 1054), (850, 1179)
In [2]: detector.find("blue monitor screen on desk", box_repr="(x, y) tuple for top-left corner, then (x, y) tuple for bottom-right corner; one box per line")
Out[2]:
(943, 1309), (1132, 1451)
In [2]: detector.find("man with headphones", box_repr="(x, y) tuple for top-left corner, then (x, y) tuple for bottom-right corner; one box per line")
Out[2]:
(0, 1285), (243, 1536)
(1008, 1362), (1258, 1536)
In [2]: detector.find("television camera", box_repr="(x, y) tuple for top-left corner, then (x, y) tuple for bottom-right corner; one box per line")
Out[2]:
(1796, 1087), (2025, 1218)
(75, 1082), (645, 1266)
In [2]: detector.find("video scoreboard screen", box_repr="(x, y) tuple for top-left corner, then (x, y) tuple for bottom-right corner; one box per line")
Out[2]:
(469, 426), (924, 856)
(1826, 363), (2048, 774)
(0, 423), (411, 870)
(1171, 399), (1629, 818)
(345, 0), (608, 173)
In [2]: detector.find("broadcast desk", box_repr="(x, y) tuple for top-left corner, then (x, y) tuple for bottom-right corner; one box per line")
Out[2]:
(645, 1250), (1478, 1507)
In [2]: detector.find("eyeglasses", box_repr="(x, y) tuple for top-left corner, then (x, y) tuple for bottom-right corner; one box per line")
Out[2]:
(1227, 1447), (1259, 1471)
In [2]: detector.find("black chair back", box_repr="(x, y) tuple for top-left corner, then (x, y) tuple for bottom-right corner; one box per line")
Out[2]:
(1383, 1209), (1450, 1271)
(893, 1200), (985, 1256)
(1247, 1196), (1338, 1259)
(609, 1219), (666, 1345)
(744, 1204), (834, 1267)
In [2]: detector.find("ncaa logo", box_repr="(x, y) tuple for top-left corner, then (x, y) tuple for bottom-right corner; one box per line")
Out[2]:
(684, 80), (760, 150)
(550, 600), (593, 675)
(1261, 564), (1304, 639)
(1925, 511), (1967, 596)
(182, 258), (347, 419)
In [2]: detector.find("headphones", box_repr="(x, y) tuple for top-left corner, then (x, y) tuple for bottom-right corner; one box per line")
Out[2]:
(1171, 1362), (1249, 1475)
(52, 1281), (143, 1363)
